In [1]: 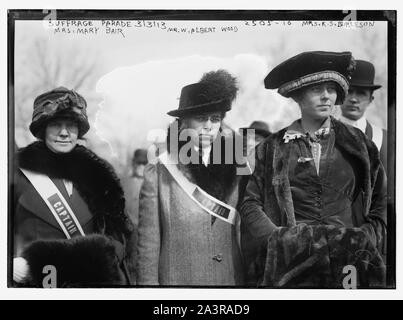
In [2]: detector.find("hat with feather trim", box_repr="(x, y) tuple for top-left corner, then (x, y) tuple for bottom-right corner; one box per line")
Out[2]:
(167, 69), (238, 118)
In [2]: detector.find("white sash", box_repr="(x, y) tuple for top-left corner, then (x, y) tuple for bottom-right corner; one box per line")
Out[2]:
(20, 168), (85, 239)
(158, 152), (238, 225)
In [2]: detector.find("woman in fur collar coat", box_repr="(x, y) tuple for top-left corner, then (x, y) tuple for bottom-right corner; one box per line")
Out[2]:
(13, 87), (135, 287)
(240, 51), (387, 288)
(136, 70), (246, 286)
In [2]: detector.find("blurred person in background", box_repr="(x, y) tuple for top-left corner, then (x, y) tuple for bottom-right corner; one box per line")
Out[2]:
(122, 148), (148, 226)
(137, 70), (246, 286)
(238, 120), (271, 284)
(239, 120), (271, 164)
(13, 87), (135, 287)
(340, 59), (387, 172)
(120, 148), (148, 283)
(240, 51), (387, 288)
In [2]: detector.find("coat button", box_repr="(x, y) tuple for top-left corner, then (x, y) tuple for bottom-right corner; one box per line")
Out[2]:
(213, 254), (223, 262)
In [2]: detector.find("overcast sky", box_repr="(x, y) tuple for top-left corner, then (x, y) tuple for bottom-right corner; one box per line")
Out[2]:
(14, 18), (388, 162)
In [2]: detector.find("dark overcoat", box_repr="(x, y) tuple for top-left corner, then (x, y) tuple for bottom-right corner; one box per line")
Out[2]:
(240, 117), (387, 285)
(13, 141), (135, 287)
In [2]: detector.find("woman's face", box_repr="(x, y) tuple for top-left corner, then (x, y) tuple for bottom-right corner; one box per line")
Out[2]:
(183, 112), (223, 148)
(45, 118), (79, 154)
(296, 82), (338, 120)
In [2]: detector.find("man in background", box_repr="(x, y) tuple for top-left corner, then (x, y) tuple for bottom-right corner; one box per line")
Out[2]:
(340, 59), (387, 172)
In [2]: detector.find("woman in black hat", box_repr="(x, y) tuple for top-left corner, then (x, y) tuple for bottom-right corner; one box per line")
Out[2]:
(137, 70), (245, 286)
(13, 87), (135, 287)
(240, 51), (387, 288)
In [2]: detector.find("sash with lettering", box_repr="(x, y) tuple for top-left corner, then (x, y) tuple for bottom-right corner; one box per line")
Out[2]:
(20, 168), (85, 239)
(158, 152), (238, 225)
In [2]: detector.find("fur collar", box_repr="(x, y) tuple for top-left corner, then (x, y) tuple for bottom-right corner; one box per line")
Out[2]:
(266, 117), (381, 226)
(332, 117), (381, 213)
(172, 134), (241, 202)
(177, 155), (238, 203)
(17, 141), (133, 238)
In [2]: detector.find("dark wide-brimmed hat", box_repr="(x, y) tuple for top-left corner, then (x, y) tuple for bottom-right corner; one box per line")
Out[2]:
(264, 51), (355, 105)
(167, 69), (238, 118)
(29, 87), (90, 139)
(239, 121), (270, 138)
(349, 60), (381, 90)
(133, 148), (148, 165)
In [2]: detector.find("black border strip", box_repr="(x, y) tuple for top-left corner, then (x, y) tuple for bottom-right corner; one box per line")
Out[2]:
(8, 10), (16, 288)
(7, 9), (396, 21)
(386, 11), (396, 287)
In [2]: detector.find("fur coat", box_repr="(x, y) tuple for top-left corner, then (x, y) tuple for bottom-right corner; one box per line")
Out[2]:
(13, 141), (135, 287)
(259, 224), (386, 288)
(239, 117), (387, 287)
(136, 131), (245, 286)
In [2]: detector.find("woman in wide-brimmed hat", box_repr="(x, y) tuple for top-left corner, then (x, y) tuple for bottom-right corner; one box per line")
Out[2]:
(240, 51), (387, 288)
(136, 70), (246, 286)
(13, 87), (135, 287)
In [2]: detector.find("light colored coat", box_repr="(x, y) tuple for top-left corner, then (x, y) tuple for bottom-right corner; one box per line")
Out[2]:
(136, 161), (244, 286)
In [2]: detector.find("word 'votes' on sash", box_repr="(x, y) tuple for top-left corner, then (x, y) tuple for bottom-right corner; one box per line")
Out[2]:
(192, 188), (230, 219)
(47, 193), (81, 237)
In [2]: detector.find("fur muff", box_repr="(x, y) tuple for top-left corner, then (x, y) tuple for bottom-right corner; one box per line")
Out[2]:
(240, 117), (387, 286)
(258, 224), (386, 288)
(22, 234), (123, 287)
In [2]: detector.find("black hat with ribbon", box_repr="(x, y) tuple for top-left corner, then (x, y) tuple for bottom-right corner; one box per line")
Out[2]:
(264, 51), (356, 105)
(349, 60), (382, 90)
(29, 87), (90, 138)
(167, 69), (238, 118)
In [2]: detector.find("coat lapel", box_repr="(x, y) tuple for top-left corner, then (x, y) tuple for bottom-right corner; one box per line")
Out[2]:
(16, 141), (131, 237)
(271, 135), (296, 227)
(365, 121), (373, 139)
(269, 118), (379, 227)
(19, 173), (94, 232)
(18, 176), (63, 230)
(332, 117), (379, 214)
